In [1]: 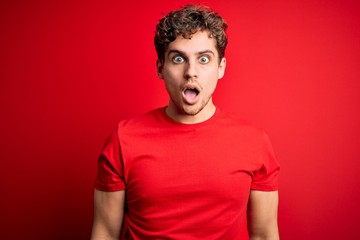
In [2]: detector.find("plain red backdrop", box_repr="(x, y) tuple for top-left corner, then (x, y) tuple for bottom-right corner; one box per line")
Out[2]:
(1, 0), (359, 239)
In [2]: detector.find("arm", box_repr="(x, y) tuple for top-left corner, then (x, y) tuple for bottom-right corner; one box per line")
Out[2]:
(91, 189), (125, 240)
(247, 190), (279, 240)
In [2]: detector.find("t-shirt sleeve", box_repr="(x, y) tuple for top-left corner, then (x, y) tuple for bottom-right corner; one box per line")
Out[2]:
(250, 132), (280, 191)
(95, 128), (126, 191)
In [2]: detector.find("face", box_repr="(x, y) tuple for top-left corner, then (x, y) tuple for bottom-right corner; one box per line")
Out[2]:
(157, 30), (226, 123)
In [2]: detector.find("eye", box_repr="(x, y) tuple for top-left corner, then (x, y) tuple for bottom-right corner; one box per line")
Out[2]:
(173, 56), (184, 63)
(199, 56), (210, 64)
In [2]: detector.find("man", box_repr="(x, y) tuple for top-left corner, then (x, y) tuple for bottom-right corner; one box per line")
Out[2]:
(91, 4), (280, 240)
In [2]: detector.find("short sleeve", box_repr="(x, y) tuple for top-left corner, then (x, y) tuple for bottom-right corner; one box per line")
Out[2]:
(95, 128), (126, 191)
(250, 132), (280, 191)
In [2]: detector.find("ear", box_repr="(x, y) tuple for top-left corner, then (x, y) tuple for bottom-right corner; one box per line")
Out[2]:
(156, 59), (164, 79)
(217, 57), (226, 79)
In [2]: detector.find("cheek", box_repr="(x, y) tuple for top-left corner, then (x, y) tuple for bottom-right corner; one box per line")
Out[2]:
(202, 69), (219, 89)
(209, 81), (219, 93)
(163, 69), (182, 84)
(200, 80), (218, 95)
(163, 70), (181, 92)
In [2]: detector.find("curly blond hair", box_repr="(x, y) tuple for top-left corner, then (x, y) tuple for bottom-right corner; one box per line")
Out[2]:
(154, 4), (228, 64)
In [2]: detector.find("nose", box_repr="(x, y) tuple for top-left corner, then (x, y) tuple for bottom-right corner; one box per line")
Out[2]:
(183, 59), (198, 80)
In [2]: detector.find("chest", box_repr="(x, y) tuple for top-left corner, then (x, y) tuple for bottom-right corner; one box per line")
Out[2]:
(120, 128), (263, 210)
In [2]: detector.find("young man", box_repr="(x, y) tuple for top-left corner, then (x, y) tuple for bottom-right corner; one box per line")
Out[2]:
(91, 5), (280, 240)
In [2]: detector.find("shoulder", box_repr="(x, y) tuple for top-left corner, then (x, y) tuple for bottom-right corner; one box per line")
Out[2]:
(218, 108), (267, 138)
(218, 109), (277, 162)
(216, 108), (274, 149)
(116, 107), (166, 132)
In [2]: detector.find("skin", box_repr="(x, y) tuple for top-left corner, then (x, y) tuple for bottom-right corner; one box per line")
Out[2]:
(248, 190), (280, 240)
(91, 190), (125, 240)
(91, 30), (279, 240)
(157, 30), (226, 124)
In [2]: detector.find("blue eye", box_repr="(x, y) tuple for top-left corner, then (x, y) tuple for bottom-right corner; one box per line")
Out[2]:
(199, 56), (209, 64)
(173, 56), (184, 63)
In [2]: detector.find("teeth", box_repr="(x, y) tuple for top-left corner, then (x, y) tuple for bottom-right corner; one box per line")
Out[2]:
(185, 88), (199, 95)
(188, 88), (197, 91)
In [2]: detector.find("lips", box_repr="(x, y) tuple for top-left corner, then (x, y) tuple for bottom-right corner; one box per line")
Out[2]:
(182, 86), (200, 105)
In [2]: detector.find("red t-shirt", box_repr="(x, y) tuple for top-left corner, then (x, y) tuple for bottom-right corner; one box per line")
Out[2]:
(95, 107), (280, 239)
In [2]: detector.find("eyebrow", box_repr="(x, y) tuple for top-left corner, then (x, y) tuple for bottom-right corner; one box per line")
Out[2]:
(167, 49), (215, 57)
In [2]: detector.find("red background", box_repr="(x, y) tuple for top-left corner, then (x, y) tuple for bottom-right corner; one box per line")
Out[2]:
(1, 0), (359, 239)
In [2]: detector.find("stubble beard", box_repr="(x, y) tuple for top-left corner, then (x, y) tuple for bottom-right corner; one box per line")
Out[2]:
(172, 93), (212, 116)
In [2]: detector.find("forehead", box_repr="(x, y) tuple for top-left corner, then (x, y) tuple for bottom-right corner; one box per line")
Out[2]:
(166, 30), (218, 56)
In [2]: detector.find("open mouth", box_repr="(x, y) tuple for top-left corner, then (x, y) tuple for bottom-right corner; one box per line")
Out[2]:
(182, 86), (200, 105)
(184, 87), (200, 99)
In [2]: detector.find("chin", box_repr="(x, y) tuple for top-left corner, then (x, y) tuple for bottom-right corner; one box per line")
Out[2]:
(181, 104), (204, 116)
